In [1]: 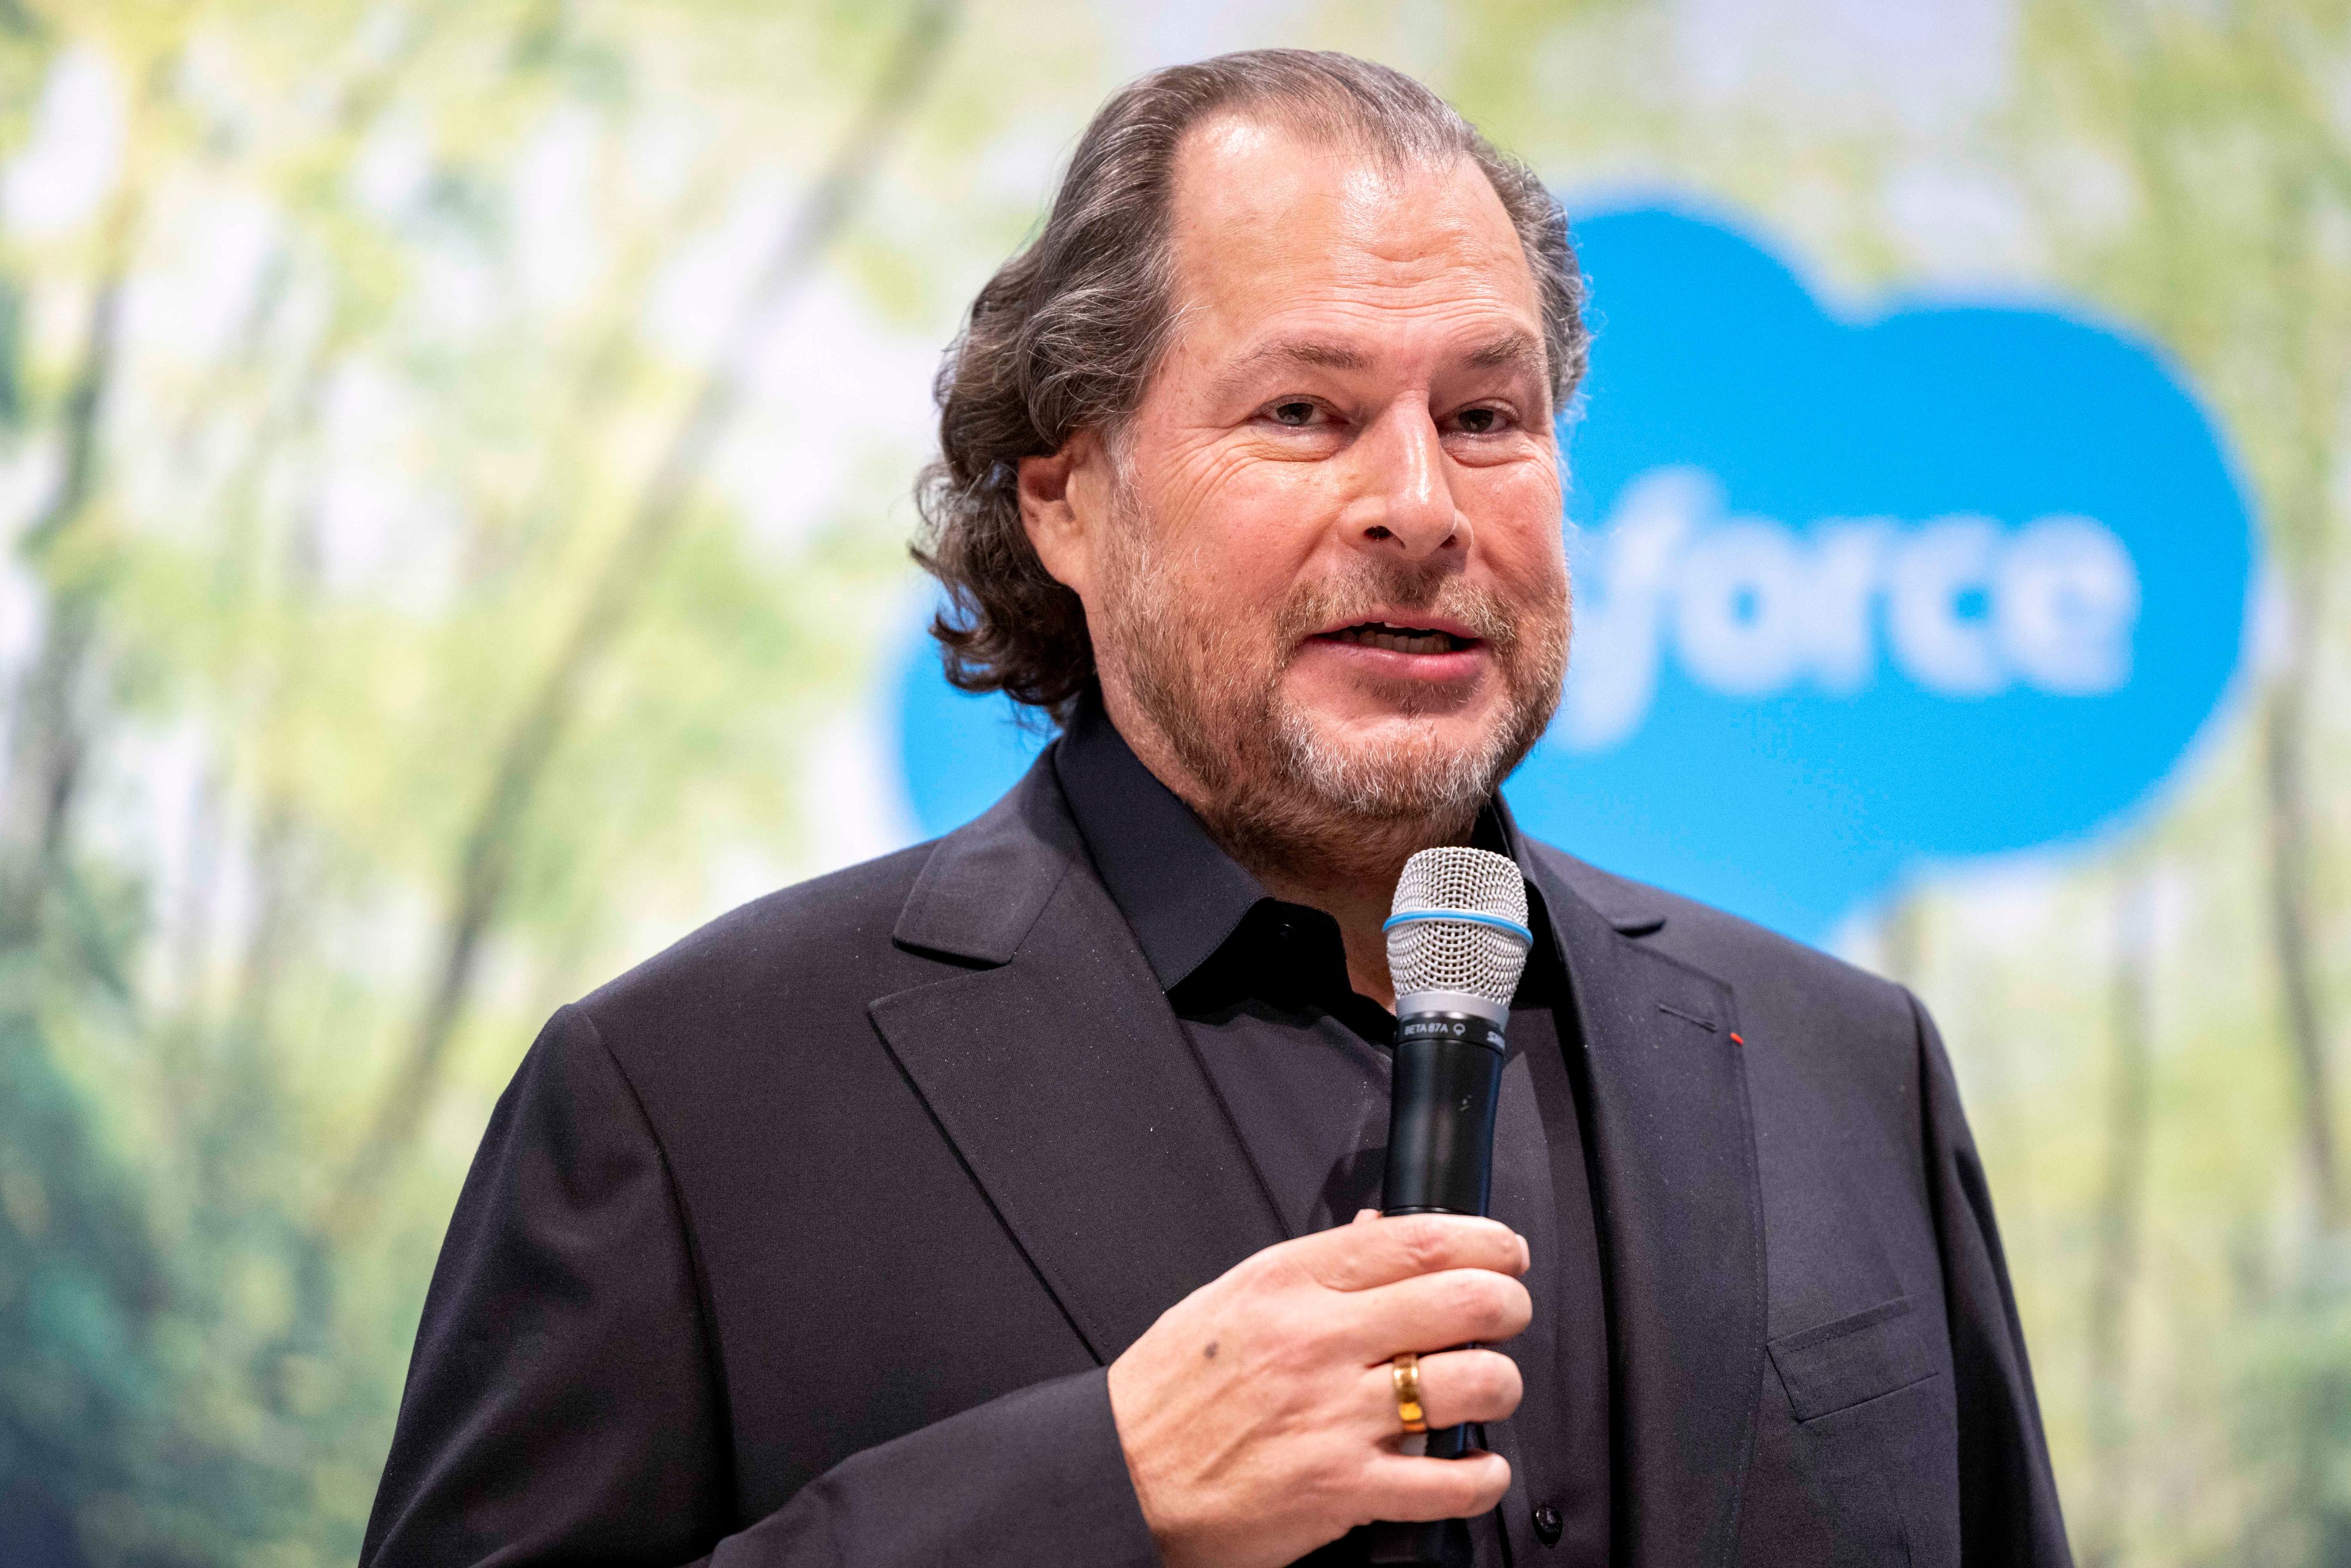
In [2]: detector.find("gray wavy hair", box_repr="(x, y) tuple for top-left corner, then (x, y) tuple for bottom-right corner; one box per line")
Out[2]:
(911, 48), (1588, 718)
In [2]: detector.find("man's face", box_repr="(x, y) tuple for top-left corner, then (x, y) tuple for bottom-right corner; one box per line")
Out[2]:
(1030, 115), (1569, 842)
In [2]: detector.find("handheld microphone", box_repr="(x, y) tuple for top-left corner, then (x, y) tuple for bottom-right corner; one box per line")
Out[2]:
(1365, 846), (1533, 1567)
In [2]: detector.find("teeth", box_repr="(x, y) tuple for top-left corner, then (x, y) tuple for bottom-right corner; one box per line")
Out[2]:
(1335, 623), (1461, 655)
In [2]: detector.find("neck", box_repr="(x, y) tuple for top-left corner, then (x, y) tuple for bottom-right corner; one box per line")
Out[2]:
(1104, 694), (1479, 1012)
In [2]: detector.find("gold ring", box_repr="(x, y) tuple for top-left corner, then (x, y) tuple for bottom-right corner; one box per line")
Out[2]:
(1392, 1352), (1428, 1435)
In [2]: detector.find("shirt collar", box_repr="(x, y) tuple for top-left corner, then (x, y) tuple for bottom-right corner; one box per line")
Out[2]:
(1051, 692), (1555, 993)
(1053, 694), (1268, 992)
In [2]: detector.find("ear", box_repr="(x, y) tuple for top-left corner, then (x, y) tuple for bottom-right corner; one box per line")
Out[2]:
(1019, 430), (1111, 602)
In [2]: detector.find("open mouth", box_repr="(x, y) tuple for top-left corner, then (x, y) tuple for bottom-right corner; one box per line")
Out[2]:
(1321, 621), (1478, 655)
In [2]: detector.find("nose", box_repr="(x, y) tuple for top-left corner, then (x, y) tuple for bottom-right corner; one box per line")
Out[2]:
(1348, 400), (1464, 560)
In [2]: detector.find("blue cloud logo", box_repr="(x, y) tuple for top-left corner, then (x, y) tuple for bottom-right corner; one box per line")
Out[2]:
(890, 206), (2254, 940)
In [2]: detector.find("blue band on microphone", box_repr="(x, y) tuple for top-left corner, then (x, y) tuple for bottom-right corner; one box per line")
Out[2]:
(1382, 909), (1534, 945)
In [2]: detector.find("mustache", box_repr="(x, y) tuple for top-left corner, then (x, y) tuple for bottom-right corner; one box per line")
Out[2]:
(1273, 560), (1524, 652)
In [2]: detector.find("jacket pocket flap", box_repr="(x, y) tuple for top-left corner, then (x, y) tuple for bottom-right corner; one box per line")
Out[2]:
(1767, 1295), (1937, 1421)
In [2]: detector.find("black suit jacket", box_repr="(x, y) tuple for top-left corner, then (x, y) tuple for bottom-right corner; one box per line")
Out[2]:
(362, 754), (2071, 1567)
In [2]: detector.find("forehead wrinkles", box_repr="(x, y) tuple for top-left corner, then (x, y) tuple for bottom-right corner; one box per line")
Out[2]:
(1164, 121), (1531, 332)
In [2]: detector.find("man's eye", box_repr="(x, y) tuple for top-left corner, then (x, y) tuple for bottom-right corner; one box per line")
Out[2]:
(1456, 407), (1502, 435)
(1270, 401), (1319, 426)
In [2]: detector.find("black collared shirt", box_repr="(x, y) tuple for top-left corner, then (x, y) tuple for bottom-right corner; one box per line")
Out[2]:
(1053, 698), (1611, 1566)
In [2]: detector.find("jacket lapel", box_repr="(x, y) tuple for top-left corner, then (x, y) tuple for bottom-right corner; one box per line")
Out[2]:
(1520, 838), (1766, 1568)
(871, 759), (1288, 1364)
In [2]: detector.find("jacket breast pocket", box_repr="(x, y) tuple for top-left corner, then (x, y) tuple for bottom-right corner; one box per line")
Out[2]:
(1767, 1296), (1939, 1421)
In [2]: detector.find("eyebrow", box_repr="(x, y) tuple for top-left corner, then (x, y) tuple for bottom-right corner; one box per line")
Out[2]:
(1213, 329), (1548, 402)
(1218, 339), (1372, 389)
(1466, 329), (1545, 377)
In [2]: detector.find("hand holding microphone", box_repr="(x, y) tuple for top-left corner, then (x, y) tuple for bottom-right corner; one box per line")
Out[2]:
(1105, 848), (1535, 1568)
(1105, 1214), (1529, 1568)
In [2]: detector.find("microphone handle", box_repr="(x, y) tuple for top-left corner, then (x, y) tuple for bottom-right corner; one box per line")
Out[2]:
(1364, 1013), (1507, 1568)
(1382, 1013), (1506, 1217)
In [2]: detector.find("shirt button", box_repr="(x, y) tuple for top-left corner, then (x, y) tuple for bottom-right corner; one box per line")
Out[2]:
(1532, 1504), (1563, 1546)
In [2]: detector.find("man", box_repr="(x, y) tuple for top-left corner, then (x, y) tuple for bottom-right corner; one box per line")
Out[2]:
(362, 50), (2069, 1568)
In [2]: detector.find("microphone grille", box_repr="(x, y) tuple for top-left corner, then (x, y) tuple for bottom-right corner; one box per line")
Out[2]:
(1387, 846), (1533, 1007)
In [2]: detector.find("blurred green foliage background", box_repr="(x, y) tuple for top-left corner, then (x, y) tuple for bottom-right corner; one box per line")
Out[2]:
(0, 1), (2345, 1563)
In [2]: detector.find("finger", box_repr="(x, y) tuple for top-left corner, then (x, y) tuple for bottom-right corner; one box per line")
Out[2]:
(1291, 1213), (1529, 1292)
(1361, 1348), (1523, 1433)
(1357, 1451), (1513, 1523)
(1352, 1207), (1380, 1225)
(1338, 1267), (1533, 1358)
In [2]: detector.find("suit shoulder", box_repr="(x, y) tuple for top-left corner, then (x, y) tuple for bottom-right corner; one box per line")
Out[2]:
(1531, 842), (1916, 1042)
(576, 840), (941, 1033)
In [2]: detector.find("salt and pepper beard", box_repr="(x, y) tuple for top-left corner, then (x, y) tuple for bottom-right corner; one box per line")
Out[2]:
(1095, 475), (1569, 882)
